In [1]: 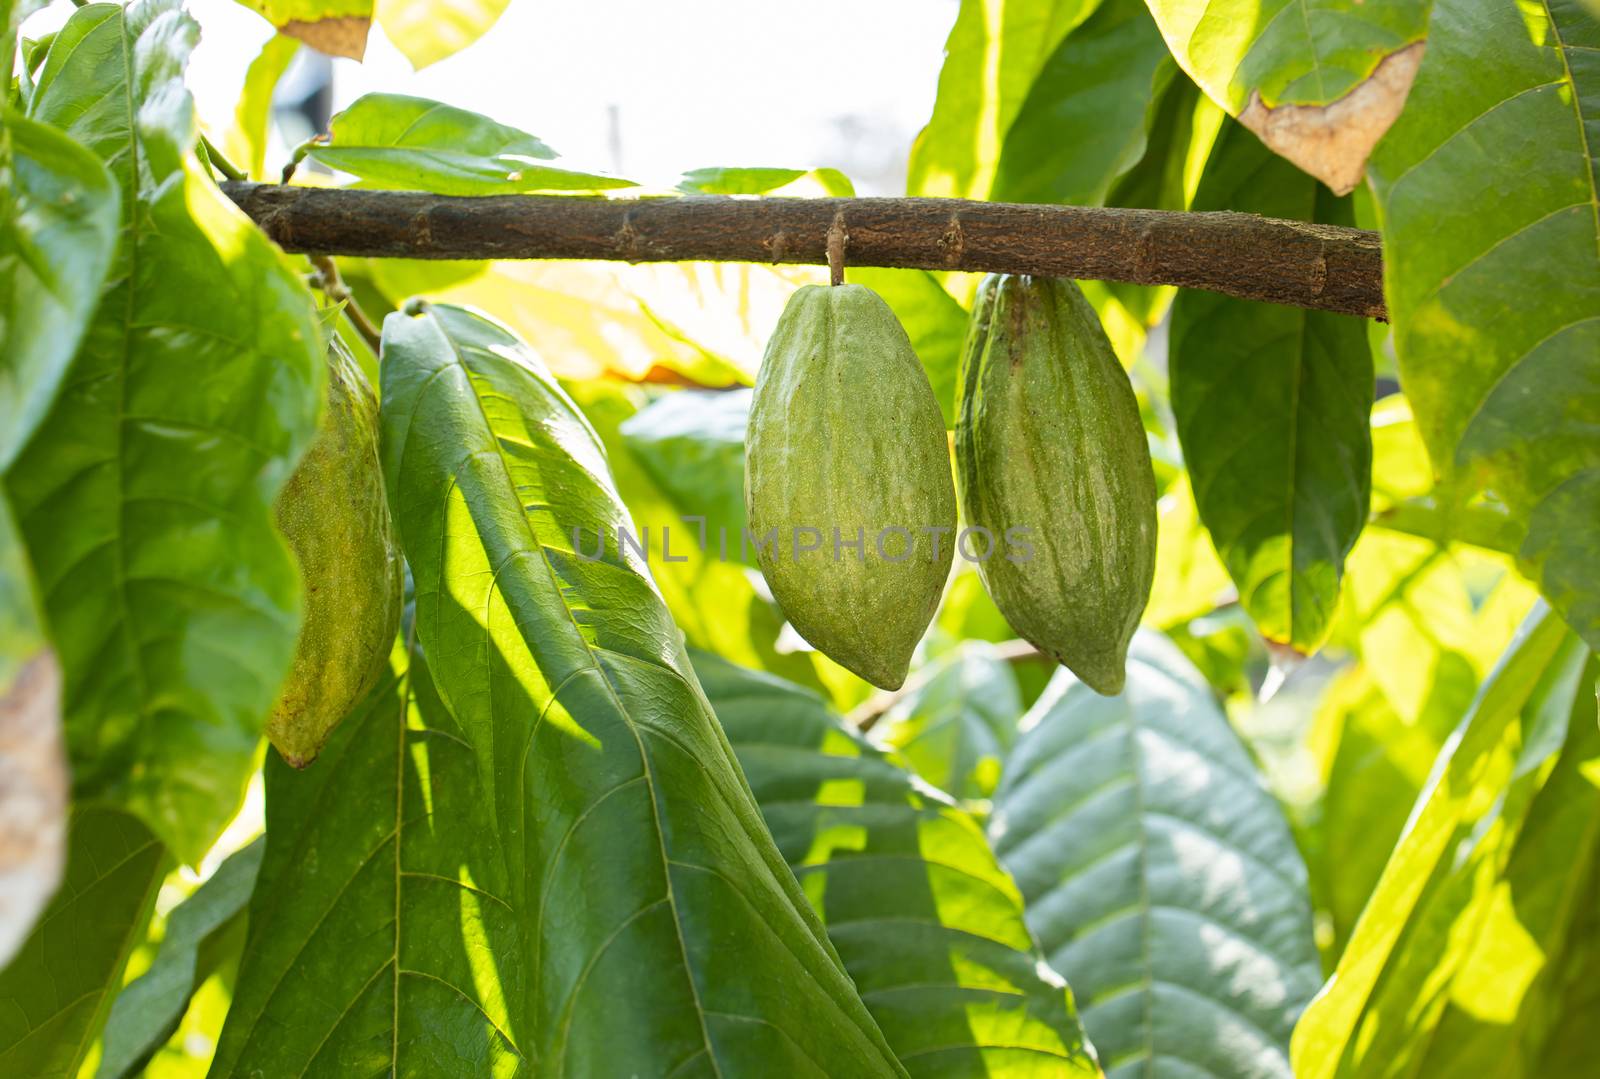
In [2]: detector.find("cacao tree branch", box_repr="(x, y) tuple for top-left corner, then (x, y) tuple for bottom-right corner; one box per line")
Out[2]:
(221, 182), (1388, 320)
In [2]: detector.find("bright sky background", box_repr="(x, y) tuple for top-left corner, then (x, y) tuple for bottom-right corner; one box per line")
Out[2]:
(23, 0), (958, 195)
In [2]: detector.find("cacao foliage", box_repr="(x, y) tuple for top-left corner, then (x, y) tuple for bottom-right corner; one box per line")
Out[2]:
(266, 334), (402, 767)
(955, 274), (1156, 695)
(745, 283), (956, 689)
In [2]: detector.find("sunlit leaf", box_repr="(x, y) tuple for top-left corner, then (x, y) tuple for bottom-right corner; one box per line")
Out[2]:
(907, 0), (1102, 199)
(1171, 121), (1373, 652)
(0, 808), (169, 1077)
(1292, 604), (1591, 1077)
(677, 165), (854, 197)
(1367, 0), (1600, 650)
(876, 643), (1022, 800)
(304, 93), (634, 194)
(12, 0), (324, 863)
(695, 650), (1100, 1076)
(991, 633), (1321, 1078)
(1144, 472), (1234, 628)
(223, 34), (297, 181)
(619, 389), (751, 562)
(376, 0), (510, 70)
(1144, 0), (1430, 191)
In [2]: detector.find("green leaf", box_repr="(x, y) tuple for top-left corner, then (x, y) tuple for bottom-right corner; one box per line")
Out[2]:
(230, 0), (370, 62)
(990, 0), (1172, 206)
(1366, 0), (1600, 651)
(376, 0), (510, 70)
(0, 808), (169, 1078)
(1, 108), (120, 470)
(11, 0), (324, 863)
(96, 838), (261, 1079)
(307, 93), (635, 194)
(677, 166), (854, 197)
(693, 649), (1100, 1076)
(619, 389), (751, 563)
(875, 643), (1022, 801)
(1171, 122), (1373, 652)
(991, 633), (1322, 1078)
(373, 302), (903, 1072)
(224, 33), (297, 181)
(1143, 0), (1430, 192)
(907, 0), (1102, 199)
(1291, 603), (1586, 1077)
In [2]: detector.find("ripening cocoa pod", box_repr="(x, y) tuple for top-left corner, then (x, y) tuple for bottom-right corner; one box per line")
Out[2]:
(269, 336), (403, 766)
(745, 284), (956, 690)
(956, 275), (1156, 695)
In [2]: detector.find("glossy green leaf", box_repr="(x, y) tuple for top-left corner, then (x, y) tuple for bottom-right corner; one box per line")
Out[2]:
(693, 649), (1100, 1076)
(876, 643), (1022, 801)
(0, 808), (169, 1078)
(907, 0), (1101, 199)
(1367, 0), (1600, 651)
(1292, 605), (1591, 1077)
(306, 93), (634, 194)
(677, 166), (854, 197)
(224, 33), (297, 181)
(990, 0), (1172, 206)
(377, 0), (510, 70)
(374, 302), (902, 1073)
(619, 389), (752, 563)
(1143, 0), (1430, 192)
(11, 0), (324, 863)
(1171, 122), (1373, 652)
(991, 633), (1321, 1078)
(231, 0), (369, 61)
(96, 838), (261, 1079)
(1, 109), (119, 470)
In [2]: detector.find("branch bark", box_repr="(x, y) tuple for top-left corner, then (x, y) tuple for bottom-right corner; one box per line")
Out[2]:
(221, 182), (1387, 320)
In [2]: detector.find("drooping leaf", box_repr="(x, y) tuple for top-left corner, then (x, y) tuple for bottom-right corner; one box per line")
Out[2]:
(907, 0), (1102, 199)
(223, 33), (297, 181)
(0, 808), (169, 1078)
(12, 0), (324, 863)
(96, 838), (261, 1079)
(990, 633), (1322, 1078)
(875, 643), (1022, 801)
(1366, 0), (1600, 651)
(990, 0), (1172, 206)
(376, 0), (511, 70)
(1143, 0), (1431, 192)
(1171, 121), (1373, 652)
(230, 0), (370, 61)
(677, 166), (854, 197)
(373, 303), (900, 1072)
(1292, 604), (1591, 1077)
(304, 93), (634, 194)
(619, 389), (752, 562)
(693, 649), (1100, 1077)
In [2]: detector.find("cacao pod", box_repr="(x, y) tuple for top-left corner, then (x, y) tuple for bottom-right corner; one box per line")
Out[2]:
(955, 275), (1156, 695)
(269, 336), (403, 766)
(745, 284), (956, 690)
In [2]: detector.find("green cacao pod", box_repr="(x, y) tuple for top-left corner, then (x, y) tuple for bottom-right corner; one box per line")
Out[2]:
(269, 336), (403, 766)
(746, 284), (956, 690)
(956, 275), (1156, 695)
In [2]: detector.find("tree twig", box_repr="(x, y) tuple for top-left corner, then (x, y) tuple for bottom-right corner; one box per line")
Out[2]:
(308, 255), (384, 354)
(221, 183), (1388, 320)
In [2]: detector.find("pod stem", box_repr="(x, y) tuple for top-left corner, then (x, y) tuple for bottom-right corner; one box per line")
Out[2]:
(826, 213), (847, 286)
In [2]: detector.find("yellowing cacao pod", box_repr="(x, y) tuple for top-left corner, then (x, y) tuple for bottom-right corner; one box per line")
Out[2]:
(745, 284), (956, 690)
(956, 275), (1156, 695)
(269, 336), (403, 766)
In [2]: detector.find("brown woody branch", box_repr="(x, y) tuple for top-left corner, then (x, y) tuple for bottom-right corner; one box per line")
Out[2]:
(221, 182), (1387, 320)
